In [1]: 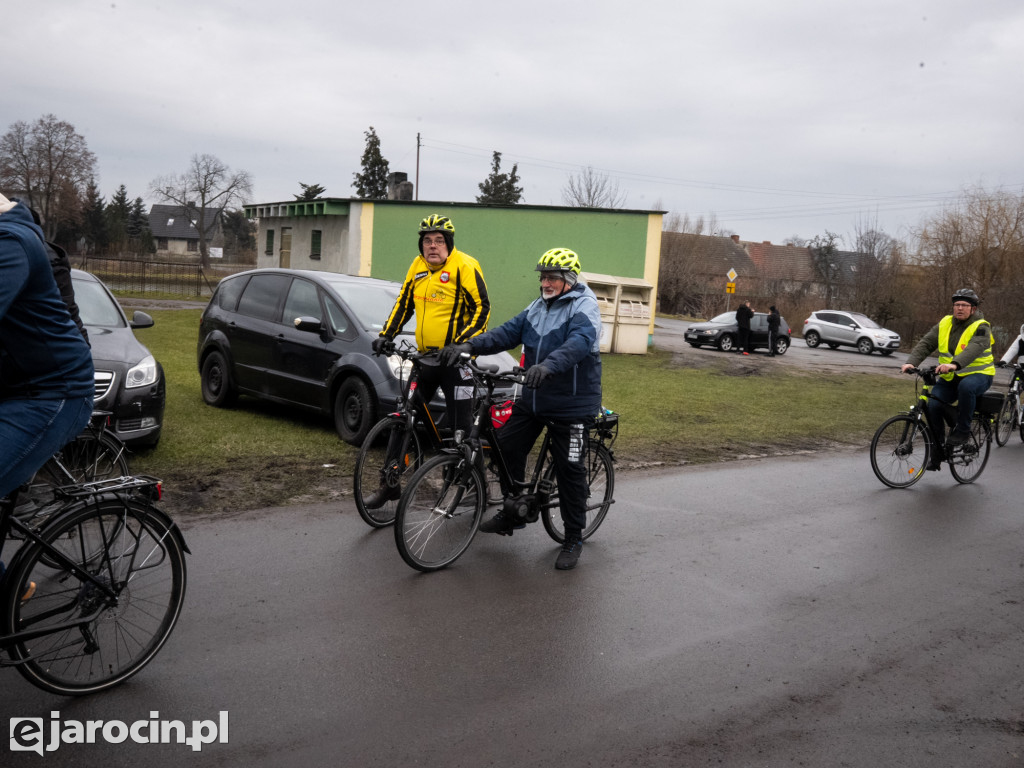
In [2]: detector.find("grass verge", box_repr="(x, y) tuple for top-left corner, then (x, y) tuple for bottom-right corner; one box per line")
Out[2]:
(129, 310), (911, 515)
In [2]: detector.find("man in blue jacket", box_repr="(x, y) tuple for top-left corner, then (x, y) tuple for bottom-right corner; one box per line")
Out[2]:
(0, 193), (94, 500)
(440, 248), (602, 570)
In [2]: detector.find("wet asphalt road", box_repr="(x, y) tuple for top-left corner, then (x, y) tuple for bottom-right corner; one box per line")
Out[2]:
(3, 445), (1023, 767)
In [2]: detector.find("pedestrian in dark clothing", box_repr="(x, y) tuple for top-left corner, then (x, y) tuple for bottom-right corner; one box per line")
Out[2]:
(767, 305), (781, 356)
(736, 300), (754, 355)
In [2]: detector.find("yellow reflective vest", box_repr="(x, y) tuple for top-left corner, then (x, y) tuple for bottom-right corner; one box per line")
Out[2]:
(937, 315), (994, 380)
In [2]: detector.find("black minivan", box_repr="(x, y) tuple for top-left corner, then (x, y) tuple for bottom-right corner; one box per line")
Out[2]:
(197, 268), (516, 446)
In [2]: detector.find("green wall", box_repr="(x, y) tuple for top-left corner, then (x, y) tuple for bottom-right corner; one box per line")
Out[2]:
(370, 202), (652, 329)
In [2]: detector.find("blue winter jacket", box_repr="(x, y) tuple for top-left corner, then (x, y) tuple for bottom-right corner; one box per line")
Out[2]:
(0, 203), (94, 399)
(470, 282), (602, 421)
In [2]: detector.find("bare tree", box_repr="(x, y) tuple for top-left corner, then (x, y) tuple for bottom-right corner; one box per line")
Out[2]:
(562, 166), (627, 208)
(658, 213), (721, 316)
(0, 114), (96, 241)
(150, 154), (253, 267)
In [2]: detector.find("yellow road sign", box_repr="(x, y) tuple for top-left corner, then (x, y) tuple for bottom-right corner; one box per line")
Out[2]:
(726, 282), (736, 294)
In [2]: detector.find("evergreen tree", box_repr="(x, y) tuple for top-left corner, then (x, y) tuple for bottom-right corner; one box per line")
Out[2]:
(476, 151), (523, 205)
(105, 184), (131, 254)
(80, 179), (108, 256)
(352, 127), (390, 199)
(128, 196), (155, 255)
(295, 182), (326, 201)
(222, 209), (257, 257)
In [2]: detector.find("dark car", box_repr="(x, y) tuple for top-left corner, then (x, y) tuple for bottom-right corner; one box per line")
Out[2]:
(197, 268), (518, 446)
(684, 311), (792, 354)
(71, 269), (166, 448)
(802, 310), (900, 355)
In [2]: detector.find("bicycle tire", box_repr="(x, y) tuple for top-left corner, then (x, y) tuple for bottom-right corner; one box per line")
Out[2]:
(354, 417), (423, 528)
(541, 442), (615, 543)
(870, 414), (931, 488)
(394, 453), (484, 572)
(2, 496), (187, 695)
(949, 415), (990, 484)
(994, 393), (1016, 447)
(23, 431), (130, 516)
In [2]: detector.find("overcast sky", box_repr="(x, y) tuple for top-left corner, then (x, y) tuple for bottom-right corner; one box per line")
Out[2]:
(6, 0), (1023, 246)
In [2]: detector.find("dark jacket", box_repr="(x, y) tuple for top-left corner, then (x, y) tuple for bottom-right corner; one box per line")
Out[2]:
(46, 240), (89, 345)
(469, 282), (602, 421)
(767, 308), (781, 331)
(736, 304), (753, 330)
(0, 203), (94, 398)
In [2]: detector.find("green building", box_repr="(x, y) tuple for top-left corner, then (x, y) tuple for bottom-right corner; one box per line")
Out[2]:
(243, 198), (663, 351)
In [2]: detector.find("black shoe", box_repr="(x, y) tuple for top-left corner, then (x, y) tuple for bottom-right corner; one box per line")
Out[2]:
(478, 511), (525, 536)
(946, 429), (970, 447)
(363, 485), (400, 510)
(555, 535), (583, 570)
(926, 459), (942, 471)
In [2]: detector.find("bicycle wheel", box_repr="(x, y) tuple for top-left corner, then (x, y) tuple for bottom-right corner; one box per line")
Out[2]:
(869, 415), (931, 488)
(949, 416), (991, 484)
(994, 393), (1017, 447)
(2, 497), (187, 695)
(23, 431), (130, 516)
(394, 454), (484, 572)
(354, 418), (423, 528)
(541, 442), (615, 543)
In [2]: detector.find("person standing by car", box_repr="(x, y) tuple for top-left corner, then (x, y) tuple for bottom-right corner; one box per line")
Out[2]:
(0, 193), (94, 501)
(736, 300), (754, 355)
(439, 248), (602, 571)
(900, 288), (994, 456)
(767, 305), (781, 356)
(373, 214), (490, 434)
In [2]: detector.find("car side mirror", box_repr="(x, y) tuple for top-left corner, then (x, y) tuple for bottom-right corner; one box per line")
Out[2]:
(849, 323), (858, 329)
(130, 310), (154, 329)
(293, 316), (326, 334)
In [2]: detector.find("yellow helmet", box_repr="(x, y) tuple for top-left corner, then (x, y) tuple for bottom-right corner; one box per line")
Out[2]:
(536, 248), (581, 276)
(418, 214), (455, 255)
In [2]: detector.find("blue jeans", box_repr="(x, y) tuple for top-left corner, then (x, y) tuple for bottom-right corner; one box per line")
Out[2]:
(927, 374), (993, 437)
(0, 395), (94, 498)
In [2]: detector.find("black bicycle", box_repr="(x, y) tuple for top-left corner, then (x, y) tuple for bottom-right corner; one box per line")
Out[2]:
(994, 362), (1024, 447)
(393, 358), (617, 572)
(0, 476), (188, 695)
(869, 366), (999, 488)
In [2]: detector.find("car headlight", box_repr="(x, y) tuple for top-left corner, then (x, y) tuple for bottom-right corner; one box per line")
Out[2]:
(386, 354), (413, 381)
(702, 329), (716, 335)
(125, 354), (158, 388)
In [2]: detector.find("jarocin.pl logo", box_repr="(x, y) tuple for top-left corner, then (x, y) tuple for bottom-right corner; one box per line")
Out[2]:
(10, 711), (228, 755)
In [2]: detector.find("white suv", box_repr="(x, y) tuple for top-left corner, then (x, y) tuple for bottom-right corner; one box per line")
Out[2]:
(802, 310), (900, 356)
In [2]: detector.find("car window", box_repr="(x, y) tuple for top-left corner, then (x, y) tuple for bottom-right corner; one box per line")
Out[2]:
(711, 312), (736, 323)
(324, 295), (350, 335)
(216, 275), (248, 311)
(850, 313), (879, 328)
(817, 312), (839, 324)
(324, 279), (413, 333)
(282, 278), (322, 324)
(71, 278), (126, 327)
(236, 274), (290, 321)
(752, 315), (767, 330)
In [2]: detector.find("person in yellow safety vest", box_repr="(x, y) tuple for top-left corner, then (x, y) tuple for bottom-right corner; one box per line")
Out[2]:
(373, 214), (490, 436)
(901, 288), (994, 464)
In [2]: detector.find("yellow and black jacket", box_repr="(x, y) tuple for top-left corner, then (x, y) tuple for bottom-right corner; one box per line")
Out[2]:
(381, 249), (490, 351)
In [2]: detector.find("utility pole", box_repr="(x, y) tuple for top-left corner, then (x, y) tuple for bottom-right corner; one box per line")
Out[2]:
(415, 133), (420, 201)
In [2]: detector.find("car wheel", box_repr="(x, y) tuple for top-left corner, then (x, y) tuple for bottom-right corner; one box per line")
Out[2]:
(334, 376), (376, 446)
(774, 337), (790, 355)
(201, 350), (237, 407)
(717, 335), (735, 352)
(857, 338), (874, 355)
(804, 331), (820, 348)
(827, 342), (840, 349)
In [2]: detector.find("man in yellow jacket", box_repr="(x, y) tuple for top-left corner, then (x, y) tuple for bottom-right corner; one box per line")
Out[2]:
(373, 214), (490, 433)
(901, 288), (994, 459)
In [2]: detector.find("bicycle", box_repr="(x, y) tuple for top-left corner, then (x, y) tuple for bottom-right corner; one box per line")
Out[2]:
(869, 366), (1000, 488)
(393, 357), (617, 572)
(0, 475), (189, 695)
(21, 411), (130, 521)
(354, 343), (515, 528)
(994, 362), (1024, 447)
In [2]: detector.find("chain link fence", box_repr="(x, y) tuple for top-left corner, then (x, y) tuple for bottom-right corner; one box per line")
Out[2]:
(75, 257), (253, 298)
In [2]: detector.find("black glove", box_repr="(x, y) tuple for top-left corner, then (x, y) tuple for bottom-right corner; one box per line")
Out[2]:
(371, 336), (391, 356)
(995, 360), (1007, 368)
(523, 364), (552, 389)
(439, 342), (473, 367)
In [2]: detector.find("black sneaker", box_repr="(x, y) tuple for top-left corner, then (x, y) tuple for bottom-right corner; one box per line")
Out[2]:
(363, 485), (401, 510)
(555, 535), (583, 570)
(926, 458), (942, 471)
(478, 512), (525, 536)
(946, 429), (970, 447)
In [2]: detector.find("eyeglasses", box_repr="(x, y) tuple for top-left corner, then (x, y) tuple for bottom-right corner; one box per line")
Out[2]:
(952, 302), (973, 309)
(539, 274), (565, 283)
(422, 235), (447, 246)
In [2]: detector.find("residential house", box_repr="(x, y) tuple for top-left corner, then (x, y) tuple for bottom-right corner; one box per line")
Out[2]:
(149, 204), (225, 257)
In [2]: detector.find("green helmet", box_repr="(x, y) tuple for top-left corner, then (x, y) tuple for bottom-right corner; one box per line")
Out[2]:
(535, 247), (582, 276)
(418, 214), (455, 254)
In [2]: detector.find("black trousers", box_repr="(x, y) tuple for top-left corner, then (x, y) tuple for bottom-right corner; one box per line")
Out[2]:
(738, 327), (751, 351)
(495, 402), (592, 537)
(412, 361), (473, 434)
